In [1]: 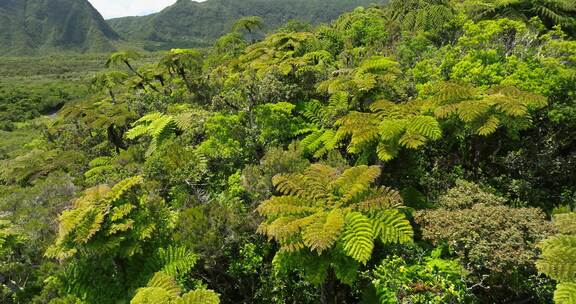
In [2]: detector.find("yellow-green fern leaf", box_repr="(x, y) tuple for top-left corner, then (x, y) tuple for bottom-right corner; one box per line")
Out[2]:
(341, 212), (375, 264)
(555, 213), (576, 235)
(537, 235), (576, 282)
(145, 272), (182, 298)
(334, 165), (381, 203)
(555, 282), (576, 304)
(477, 115), (501, 136)
(376, 141), (400, 162)
(176, 290), (220, 304)
(373, 209), (414, 244)
(303, 209), (345, 253)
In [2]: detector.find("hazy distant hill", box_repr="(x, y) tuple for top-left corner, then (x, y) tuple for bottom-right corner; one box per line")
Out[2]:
(108, 0), (385, 50)
(0, 0), (119, 56)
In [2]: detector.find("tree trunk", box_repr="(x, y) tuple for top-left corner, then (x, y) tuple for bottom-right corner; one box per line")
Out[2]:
(107, 125), (127, 153)
(321, 268), (338, 304)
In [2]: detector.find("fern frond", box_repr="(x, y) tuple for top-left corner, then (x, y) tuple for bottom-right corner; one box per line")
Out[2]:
(130, 287), (174, 304)
(157, 246), (198, 278)
(145, 272), (182, 297)
(555, 282), (576, 304)
(257, 196), (317, 217)
(341, 212), (375, 264)
(405, 116), (442, 141)
(477, 115), (501, 136)
(555, 213), (576, 235)
(334, 165), (381, 203)
(177, 290), (220, 304)
(303, 164), (339, 201)
(303, 209), (345, 253)
(106, 175), (143, 203)
(336, 112), (381, 153)
(537, 235), (576, 282)
(272, 173), (308, 198)
(372, 209), (414, 244)
(376, 142), (400, 161)
(354, 187), (404, 211)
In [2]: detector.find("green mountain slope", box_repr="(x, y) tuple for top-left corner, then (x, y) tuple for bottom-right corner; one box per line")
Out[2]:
(0, 0), (119, 56)
(108, 0), (386, 50)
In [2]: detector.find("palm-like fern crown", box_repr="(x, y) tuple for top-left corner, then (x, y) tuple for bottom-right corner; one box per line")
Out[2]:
(432, 81), (547, 135)
(537, 212), (576, 304)
(257, 164), (413, 264)
(317, 56), (401, 96)
(466, 0), (576, 30)
(388, 0), (456, 32)
(46, 176), (168, 260)
(336, 99), (442, 161)
(160, 49), (203, 74)
(239, 32), (321, 77)
(106, 51), (142, 68)
(131, 272), (220, 304)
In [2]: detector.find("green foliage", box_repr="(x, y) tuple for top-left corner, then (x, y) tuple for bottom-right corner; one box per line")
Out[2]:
(369, 249), (470, 303)
(258, 164), (413, 284)
(130, 272), (220, 304)
(415, 181), (554, 294)
(537, 212), (576, 303)
(46, 176), (173, 259)
(465, 0), (576, 32)
(3, 1), (576, 303)
(336, 99), (442, 161)
(432, 81), (547, 136)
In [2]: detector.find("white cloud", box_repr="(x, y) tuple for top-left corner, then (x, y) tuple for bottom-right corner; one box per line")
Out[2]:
(88, 0), (194, 19)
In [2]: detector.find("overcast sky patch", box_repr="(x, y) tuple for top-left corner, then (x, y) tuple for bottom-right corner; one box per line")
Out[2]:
(88, 0), (185, 19)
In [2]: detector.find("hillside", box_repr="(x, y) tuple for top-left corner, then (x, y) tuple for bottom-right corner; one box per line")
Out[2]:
(0, 0), (119, 56)
(108, 0), (386, 50)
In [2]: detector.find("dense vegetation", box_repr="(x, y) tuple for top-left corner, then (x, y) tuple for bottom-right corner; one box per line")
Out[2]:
(1, 0), (576, 303)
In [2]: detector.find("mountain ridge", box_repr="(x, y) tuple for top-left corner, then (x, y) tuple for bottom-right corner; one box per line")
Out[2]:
(107, 0), (386, 50)
(0, 0), (119, 56)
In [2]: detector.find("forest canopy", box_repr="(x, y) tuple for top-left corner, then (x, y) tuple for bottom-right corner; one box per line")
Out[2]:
(1, 0), (576, 303)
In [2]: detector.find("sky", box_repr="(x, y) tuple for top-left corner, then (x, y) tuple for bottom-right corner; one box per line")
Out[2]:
(88, 0), (194, 19)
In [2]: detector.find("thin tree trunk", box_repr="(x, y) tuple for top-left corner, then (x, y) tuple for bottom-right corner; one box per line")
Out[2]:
(321, 268), (338, 304)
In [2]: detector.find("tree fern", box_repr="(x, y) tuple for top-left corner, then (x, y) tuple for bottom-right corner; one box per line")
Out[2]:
(431, 81), (547, 136)
(555, 283), (576, 304)
(537, 212), (576, 303)
(258, 164), (413, 284)
(340, 212), (375, 264)
(47, 175), (171, 260)
(131, 272), (220, 304)
(127, 113), (176, 156)
(336, 99), (442, 161)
